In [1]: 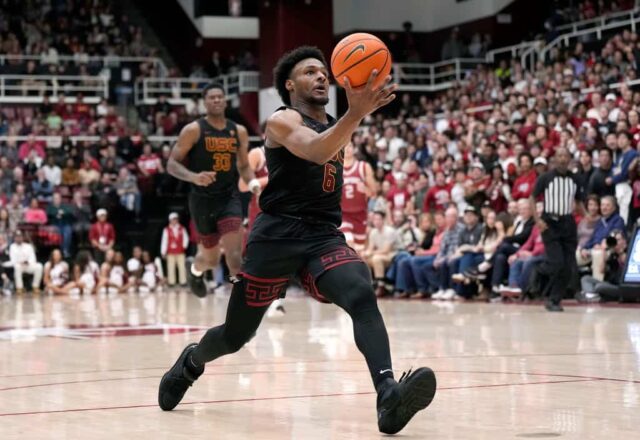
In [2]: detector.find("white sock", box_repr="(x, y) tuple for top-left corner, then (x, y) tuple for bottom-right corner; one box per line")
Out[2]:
(191, 264), (204, 277)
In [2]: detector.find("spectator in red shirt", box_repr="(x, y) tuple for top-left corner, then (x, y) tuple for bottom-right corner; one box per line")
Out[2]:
(386, 173), (411, 211)
(89, 209), (116, 264)
(511, 152), (537, 200)
(137, 143), (164, 194)
(18, 135), (46, 162)
(423, 170), (452, 213)
(137, 143), (164, 177)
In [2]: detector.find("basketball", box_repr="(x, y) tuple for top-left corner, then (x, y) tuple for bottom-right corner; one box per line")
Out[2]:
(331, 32), (392, 89)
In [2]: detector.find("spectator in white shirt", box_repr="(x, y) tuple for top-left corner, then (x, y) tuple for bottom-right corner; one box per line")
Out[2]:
(42, 156), (62, 187)
(160, 212), (189, 287)
(9, 230), (43, 294)
(363, 211), (402, 296)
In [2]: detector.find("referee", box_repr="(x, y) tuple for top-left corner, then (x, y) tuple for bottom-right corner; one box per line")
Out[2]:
(531, 147), (584, 312)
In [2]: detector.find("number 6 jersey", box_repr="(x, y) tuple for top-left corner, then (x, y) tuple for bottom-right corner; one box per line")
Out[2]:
(260, 106), (343, 226)
(188, 118), (240, 197)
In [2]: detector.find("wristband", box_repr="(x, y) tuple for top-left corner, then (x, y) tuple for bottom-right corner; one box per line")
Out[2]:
(248, 178), (261, 194)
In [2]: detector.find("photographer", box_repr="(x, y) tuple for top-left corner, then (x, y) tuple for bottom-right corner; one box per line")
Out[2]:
(577, 230), (628, 302)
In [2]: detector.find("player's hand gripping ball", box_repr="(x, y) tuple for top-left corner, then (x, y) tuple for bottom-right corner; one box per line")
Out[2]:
(331, 32), (392, 88)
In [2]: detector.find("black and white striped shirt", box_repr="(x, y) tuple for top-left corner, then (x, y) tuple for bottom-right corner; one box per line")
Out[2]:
(532, 169), (584, 217)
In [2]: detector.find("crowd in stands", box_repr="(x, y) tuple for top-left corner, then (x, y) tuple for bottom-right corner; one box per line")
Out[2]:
(1, 0), (639, 304)
(0, 0), (158, 65)
(351, 26), (640, 303)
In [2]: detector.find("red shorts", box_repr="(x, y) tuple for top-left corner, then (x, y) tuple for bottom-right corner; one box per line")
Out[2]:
(339, 211), (367, 245)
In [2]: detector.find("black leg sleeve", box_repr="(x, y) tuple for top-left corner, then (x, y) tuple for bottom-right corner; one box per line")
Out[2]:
(316, 262), (394, 389)
(190, 279), (270, 366)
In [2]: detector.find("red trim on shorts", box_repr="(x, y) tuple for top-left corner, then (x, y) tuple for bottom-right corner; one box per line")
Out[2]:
(323, 258), (363, 272)
(299, 268), (331, 304)
(239, 272), (289, 283)
(198, 233), (221, 249)
(218, 216), (242, 235)
(239, 272), (289, 307)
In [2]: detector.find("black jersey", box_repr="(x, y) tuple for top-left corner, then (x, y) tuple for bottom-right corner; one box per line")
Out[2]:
(188, 118), (240, 197)
(260, 106), (344, 226)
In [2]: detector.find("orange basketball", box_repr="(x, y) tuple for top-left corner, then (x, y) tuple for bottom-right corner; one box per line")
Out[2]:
(331, 32), (392, 89)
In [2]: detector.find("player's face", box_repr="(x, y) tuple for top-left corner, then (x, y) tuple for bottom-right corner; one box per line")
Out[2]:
(291, 58), (329, 106)
(204, 88), (227, 116)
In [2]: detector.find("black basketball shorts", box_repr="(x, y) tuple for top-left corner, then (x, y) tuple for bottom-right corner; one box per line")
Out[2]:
(239, 213), (365, 307)
(188, 191), (242, 248)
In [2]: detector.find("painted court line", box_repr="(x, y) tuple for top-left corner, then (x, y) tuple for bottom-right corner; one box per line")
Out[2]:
(1, 368), (638, 393)
(0, 378), (599, 417)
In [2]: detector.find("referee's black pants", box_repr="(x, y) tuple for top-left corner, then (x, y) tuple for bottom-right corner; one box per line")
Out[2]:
(538, 215), (577, 303)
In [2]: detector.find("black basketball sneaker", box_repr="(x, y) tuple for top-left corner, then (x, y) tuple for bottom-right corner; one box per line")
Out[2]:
(377, 367), (437, 434)
(158, 343), (203, 410)
(188, 268), (208, 298)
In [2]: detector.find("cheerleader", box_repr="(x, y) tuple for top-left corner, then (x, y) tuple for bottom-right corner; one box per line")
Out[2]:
(140, 251), (162, 292)
(43, 249), (69, 295)
(63, 251), (99, 295)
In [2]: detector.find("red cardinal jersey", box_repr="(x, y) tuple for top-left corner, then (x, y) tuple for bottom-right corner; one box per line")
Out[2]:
(341, 160), (368, 214)
(248, 148), (269, 229)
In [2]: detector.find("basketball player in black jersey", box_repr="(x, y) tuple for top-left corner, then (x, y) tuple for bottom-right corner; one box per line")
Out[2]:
(159, 47), (436, 434)
(167, 83), (261, 297)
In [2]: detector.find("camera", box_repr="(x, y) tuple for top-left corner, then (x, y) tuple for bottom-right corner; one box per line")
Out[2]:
(606, 233), (618, 249)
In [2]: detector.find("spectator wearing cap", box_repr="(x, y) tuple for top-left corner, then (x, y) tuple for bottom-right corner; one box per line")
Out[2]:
(160, 212), (189, 287)
(608, 131), (638, 224)
(449, 206), (492, 299)
(9, 231), (42, 294)
(587, 147), (615, 197)
(534, 157), (548, 174)
(89, 209), (116, 264)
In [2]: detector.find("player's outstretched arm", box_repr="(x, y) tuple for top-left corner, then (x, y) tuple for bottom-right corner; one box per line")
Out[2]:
(235, 124), (261, 194)
(167, 121), (217, 186)
(266, 70), (396, 165)
(238, 147), (268, 192)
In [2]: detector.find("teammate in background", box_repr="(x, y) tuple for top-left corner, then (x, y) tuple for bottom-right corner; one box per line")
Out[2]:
(340, 141), (376, 253)
(238, 145), (284, 314)
(159, 46), (436, 434)
(167, 83), (261, 297)
(239, 146), (269, 243)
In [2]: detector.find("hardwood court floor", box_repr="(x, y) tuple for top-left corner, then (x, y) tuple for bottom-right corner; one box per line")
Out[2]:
(1, 290), (639, 439)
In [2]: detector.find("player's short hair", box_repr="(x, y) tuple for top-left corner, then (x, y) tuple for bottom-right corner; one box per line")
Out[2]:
(273, 46), (327, 106)
(373, 210), (386, 219)
(202, 82), (225, 98)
